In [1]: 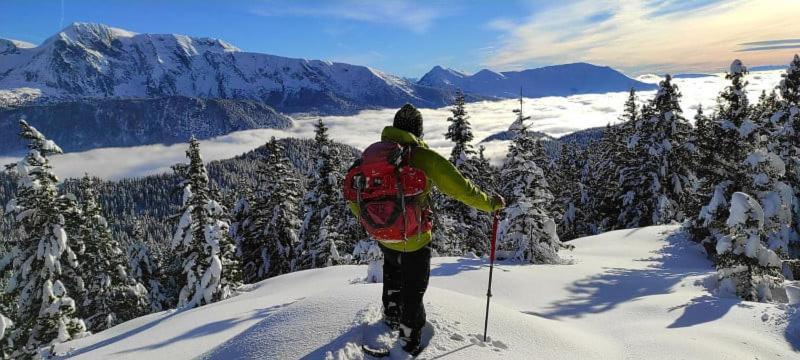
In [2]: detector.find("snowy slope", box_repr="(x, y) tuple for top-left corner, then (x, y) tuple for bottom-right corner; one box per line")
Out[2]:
(54, 225), (799, 359)
(0, 23), (451, 114)
(418, 63), (657, 99)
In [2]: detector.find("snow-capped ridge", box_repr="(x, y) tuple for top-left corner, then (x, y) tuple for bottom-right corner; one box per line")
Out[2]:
(419, 62), (656, 99)
(0, 38), (35, 54)
(473, 68), (507, 81)
(0, 23), (451, 113)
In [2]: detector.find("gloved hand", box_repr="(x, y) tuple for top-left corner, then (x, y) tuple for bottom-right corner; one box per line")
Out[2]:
(490, 193), (506, 211)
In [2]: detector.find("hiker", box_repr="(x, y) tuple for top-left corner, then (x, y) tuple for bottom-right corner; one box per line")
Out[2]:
(344, 103), (505, 355)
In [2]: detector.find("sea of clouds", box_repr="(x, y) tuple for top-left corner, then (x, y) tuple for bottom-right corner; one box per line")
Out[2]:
(0, 70), (784, 180)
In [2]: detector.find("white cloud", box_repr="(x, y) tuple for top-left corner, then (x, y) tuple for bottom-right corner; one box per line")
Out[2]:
(0, 70), (783, 181)
(250, 0), (450, 33)
(485, 0), (800, 75)
(485, 18), (517, 31)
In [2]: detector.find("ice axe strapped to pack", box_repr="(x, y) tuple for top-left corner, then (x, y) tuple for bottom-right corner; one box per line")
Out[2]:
(343, 141), (431, 242)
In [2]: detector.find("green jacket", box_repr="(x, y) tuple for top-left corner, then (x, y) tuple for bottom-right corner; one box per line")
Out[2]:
(348, 126), (501, 252)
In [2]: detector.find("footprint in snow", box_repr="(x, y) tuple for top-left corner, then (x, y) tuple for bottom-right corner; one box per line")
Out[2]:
(468, 334), (509, 352)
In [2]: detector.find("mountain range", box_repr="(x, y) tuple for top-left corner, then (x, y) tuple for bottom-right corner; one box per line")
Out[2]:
(418, 63), (656, 99)
(0, 23), (653, 154)
(0, 23), (452, 114)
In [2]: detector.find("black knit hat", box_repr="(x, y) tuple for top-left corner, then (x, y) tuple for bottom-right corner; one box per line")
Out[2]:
(393, 103), (423, 138)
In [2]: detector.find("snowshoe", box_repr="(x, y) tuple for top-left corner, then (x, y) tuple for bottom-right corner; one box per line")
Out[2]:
(361, 318), (397, 358)
(362, 344), (391, 358)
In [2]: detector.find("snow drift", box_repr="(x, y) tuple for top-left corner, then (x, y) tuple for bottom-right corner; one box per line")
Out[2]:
(54, 225), (799, 359)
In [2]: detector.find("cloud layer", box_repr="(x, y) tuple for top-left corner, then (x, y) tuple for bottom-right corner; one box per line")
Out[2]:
(0, 69), (784, 181)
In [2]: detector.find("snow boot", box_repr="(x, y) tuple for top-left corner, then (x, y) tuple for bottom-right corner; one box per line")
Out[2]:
(383, 317), (400, 331)
(399, 326), (424, 356)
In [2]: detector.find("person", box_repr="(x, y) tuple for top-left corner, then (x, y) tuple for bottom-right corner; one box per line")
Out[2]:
(347, 104), (505, 354)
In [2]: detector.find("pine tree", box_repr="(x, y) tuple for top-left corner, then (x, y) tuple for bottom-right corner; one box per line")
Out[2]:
(692, 60), (761, 251)
(440, 90), (493, 255)
(231, 188), (260, 283)
(252, 138), (302, 279)
(781, 54), (800, 105)
(429, 190), (460, 256)
(583, 90), (639, 233)
(298, 120), (360, 269)
(445, 90), (475, 167)
(685, 105), (715, 232)
(126, 222), (169, 313)
(715, 192), (783, 301)
(0, 120), (88, 357)
(351, 240), (383, 283)
(499, 98), (569, 263)
(618, 75), (697, 227)
(171, 138), (241, 309)
(76, 176), (149, 332)
(773, 55), (800, 257)
(553, 142), (591, 240)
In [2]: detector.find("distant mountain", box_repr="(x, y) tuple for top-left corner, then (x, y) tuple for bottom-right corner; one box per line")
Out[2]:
(749, 65), (787, 72)
(480, 129), (553, 143)
(557, 126), (606, 148)
(673, 73), (714, 79)
(418, 63), (657, 99)
(0, 23), (453, 114)
(0, 96), (292, 154)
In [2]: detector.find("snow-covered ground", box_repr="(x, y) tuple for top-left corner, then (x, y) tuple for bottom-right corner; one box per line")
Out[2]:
(0, 70), (784, 180)
(53, 225), (800, 359)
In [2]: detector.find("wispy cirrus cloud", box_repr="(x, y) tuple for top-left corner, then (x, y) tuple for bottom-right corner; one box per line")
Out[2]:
(250, 0), (452, 33)
(484, 0), (800, 75)
(737, 39), (800, 52)
(740, 39), (800, 47)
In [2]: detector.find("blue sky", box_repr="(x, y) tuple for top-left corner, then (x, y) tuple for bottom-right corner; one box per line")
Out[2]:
(1, 0), (798, 77)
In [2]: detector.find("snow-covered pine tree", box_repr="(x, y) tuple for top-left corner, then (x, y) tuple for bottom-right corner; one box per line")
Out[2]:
(126, 222), (169, 312)
(0, 120), (88, 357)
(445, 90), (475, 167)
(499, 98), (569, 263)
(76, 176), (148, 332)
(584, 90), (639, 233)
(692, 60), (762, 251)
(429, 189), (460, 256)
(752, 91), (781, 139)
(253, 138), (302, 279)
(171, 138), (241, 309)
(553, 142), (591, 240)
(773, 55), (800, 257)
(297, 120), (360, 269)
(692, 104), (713, 193)
(230, 184), (260, 283)
(686, 105), (715, 243)
(781, 54), (800, 105)
(351, 240), (383, 283)
(440, 90), (492, 255)
(716, 192), (783, 301)
(617, 75), (697, 227)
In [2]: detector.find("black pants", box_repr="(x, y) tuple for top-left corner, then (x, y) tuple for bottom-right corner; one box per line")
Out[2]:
(379, 243), (431, 331)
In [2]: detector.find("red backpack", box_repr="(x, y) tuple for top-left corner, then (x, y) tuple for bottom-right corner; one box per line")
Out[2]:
(343, 141), (432, 242)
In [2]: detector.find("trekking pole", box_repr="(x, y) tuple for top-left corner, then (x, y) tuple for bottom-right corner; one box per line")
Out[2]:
(483, 211), (500, 342)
